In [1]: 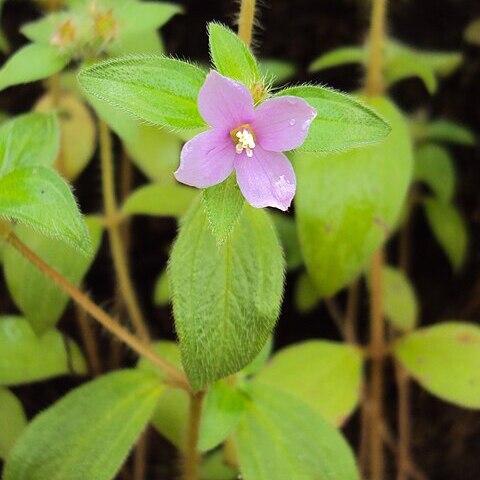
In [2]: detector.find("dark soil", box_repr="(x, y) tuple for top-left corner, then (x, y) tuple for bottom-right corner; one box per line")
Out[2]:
(1, 1), (480, 479)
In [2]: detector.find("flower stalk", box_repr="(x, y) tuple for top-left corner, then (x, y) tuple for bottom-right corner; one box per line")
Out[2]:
(238, 0), (256, 47)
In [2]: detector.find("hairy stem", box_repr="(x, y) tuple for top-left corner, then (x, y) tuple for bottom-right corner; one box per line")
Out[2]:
(184, 391), (206, 480)
(366, 0), (387, 97)
(6, 232), (190, 391)
(238, 0), (256, 47)
(98, 119), (150, 342)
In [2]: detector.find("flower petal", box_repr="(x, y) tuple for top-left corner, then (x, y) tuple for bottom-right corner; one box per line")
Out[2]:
(252, 96), (317, 152)
(175, 129), (236, 188)
(198, 70), (254, 130)
(234, 145), (296, 211)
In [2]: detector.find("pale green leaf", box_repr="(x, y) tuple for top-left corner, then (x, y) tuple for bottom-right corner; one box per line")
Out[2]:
(423, 198), (468, 270)
(294, 271), (320, 313)
(0, 44), (69, 91)
(234, 383), (359, 480)
(79, 56), (206, 129)
(385, 53), (437, 93)
(208, 23), (259, 87)
(169, 201), (285, 390)
(200, 451), (238, 480)
(255, 340), (363, 426)
(420, 120), (475, 146)
(202, 175), (245, 244)
(270, 213), (303, 271)
(4, 218), (103, 334)
(4, 370), (163, 480)
(295, 97), (412, 296)
(21, 12), (71, 45)
(0, 167), (91, 254)
(258, 59), (295, 85)
(0, 388), (27, 460)
(309, 46), (365, 72)
(277, 85), (391, 152)
(0, 316), (87, 386)
(393, 322), (480, 409)
(464, 18), (480, 46)
(153, 269), (170, 306)
(241, 337), (273, 377)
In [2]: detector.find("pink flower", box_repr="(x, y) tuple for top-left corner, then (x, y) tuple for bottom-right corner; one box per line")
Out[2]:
(174, 70), (317, 211)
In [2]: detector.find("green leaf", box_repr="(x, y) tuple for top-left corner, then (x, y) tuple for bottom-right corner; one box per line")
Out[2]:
(79, 56), (206, 129)
(295, 97), (412, 297)
(153, 269), (170, 306)
(4, 370), (162, 480)
(4, 218), (103, 334)
(423, 198), (468, 270)
(234, 383), (359, 480)
(0, 316), (87, 386)
(199, 382), (247, 452)
(255, 340), (363, 426)
(269, 213), (303, 271)
(0, 388), (27, 460)
(309, 46), (365, 72)
(241, 337), (273, 377)
(200, 451), (238, 480)
(202, 175), (245, 244)
(381, 266), (418, 331)
(169, 201), (285, 390)
(21, 12), (72, 45)
(393, 322), (480, 409)
(0, 44), (69, 91)
(258, 59), (295, 85)
(0, 112), (60, 175)
(294, 271), (320, 313)
(414, 143), (455, 203)
(123, 184), (198, 218)
(208, 23), (259, 87)
(464, 18), (480, 46)
(0, 166), (91, 254)
(419, 120), (475, 146)
(277, 85), (391, 152)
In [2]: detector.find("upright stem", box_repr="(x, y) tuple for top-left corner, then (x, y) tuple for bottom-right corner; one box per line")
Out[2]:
(238, 0), (256, 46)
(184, 391), (205, 480)
(369, 249), (386, 480)
(366, 0), (387, 97)
(395, 361), (411, 480)
(6, 232), (189, 391)
(98, 120), (150, 342)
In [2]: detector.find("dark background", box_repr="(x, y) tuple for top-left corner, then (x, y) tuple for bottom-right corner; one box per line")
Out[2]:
(1, 0), (480, 479)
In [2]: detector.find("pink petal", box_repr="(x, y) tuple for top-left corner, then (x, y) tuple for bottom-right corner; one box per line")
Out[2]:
(234, 145), (296, 211)
(175, 129), (236, 188)
(252, 96), (317, 152)
(198, 70), (254, 130)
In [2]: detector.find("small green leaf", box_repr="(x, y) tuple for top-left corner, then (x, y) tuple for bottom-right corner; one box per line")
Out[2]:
(208, 23), (259, 87)
(241, 337), (273, 377)
(169, 201), (284, 390)
(4, 370), (162, 480)
(414, 143), (455, 203)
(309, 46), (365, 72)
(0, 316), (87, 386)
(295, 97), (412, 297)
(0, 388), (27, 460)
(79, 56), (206, 130)
(258, 59), (295, 85)
(123, 184), (198, 218)
(202, 175), (245, 244)
(464, 18), (480, 46)
(0, 112), (60, 175)
(4, 218), (103, 334)
(277, 85), (391, 152)
(0, 44), (69, 91)
(270, 213), (303, 271)
(200, 451), (238, 480)
(423, 198), (468, 270)
(294, 272), (320, 313)
(234, 383), (359, 480)
(153, 269), (170, 306)
(0, 167), (91, 254)
(381, 266), (418, 331)
(393, 322), (480, 409)
(255, 340), (363, 426)
(21, 12), (71, 45)
(199, 382), (247, 452)
(419, 120), (475, 146)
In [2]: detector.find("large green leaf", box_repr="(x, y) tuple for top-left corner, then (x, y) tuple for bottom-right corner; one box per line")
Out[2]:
(234, 383), (359, 480)
(0, 112), (59, 175)
(255, 340), (363, 425)
(79, 56), (207, 129)
(295, 97), (412, 297)
(169, 201), (284, 390)
(0, 388), (27, 460)
(0, 44), (69, 91)
(0, 316), (86, 386)
(208, 23), (259, 87)
(423, 198), (467, 270)
(393, 322), (480, 409)
(4, 370), (162, 480)
(0, 167), (91, 254)
(277, 85), (391, 152)
(4, 218), (103, 334)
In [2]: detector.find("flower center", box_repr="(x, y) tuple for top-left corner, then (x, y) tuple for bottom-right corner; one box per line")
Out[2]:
(231, 124), (256, 158)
